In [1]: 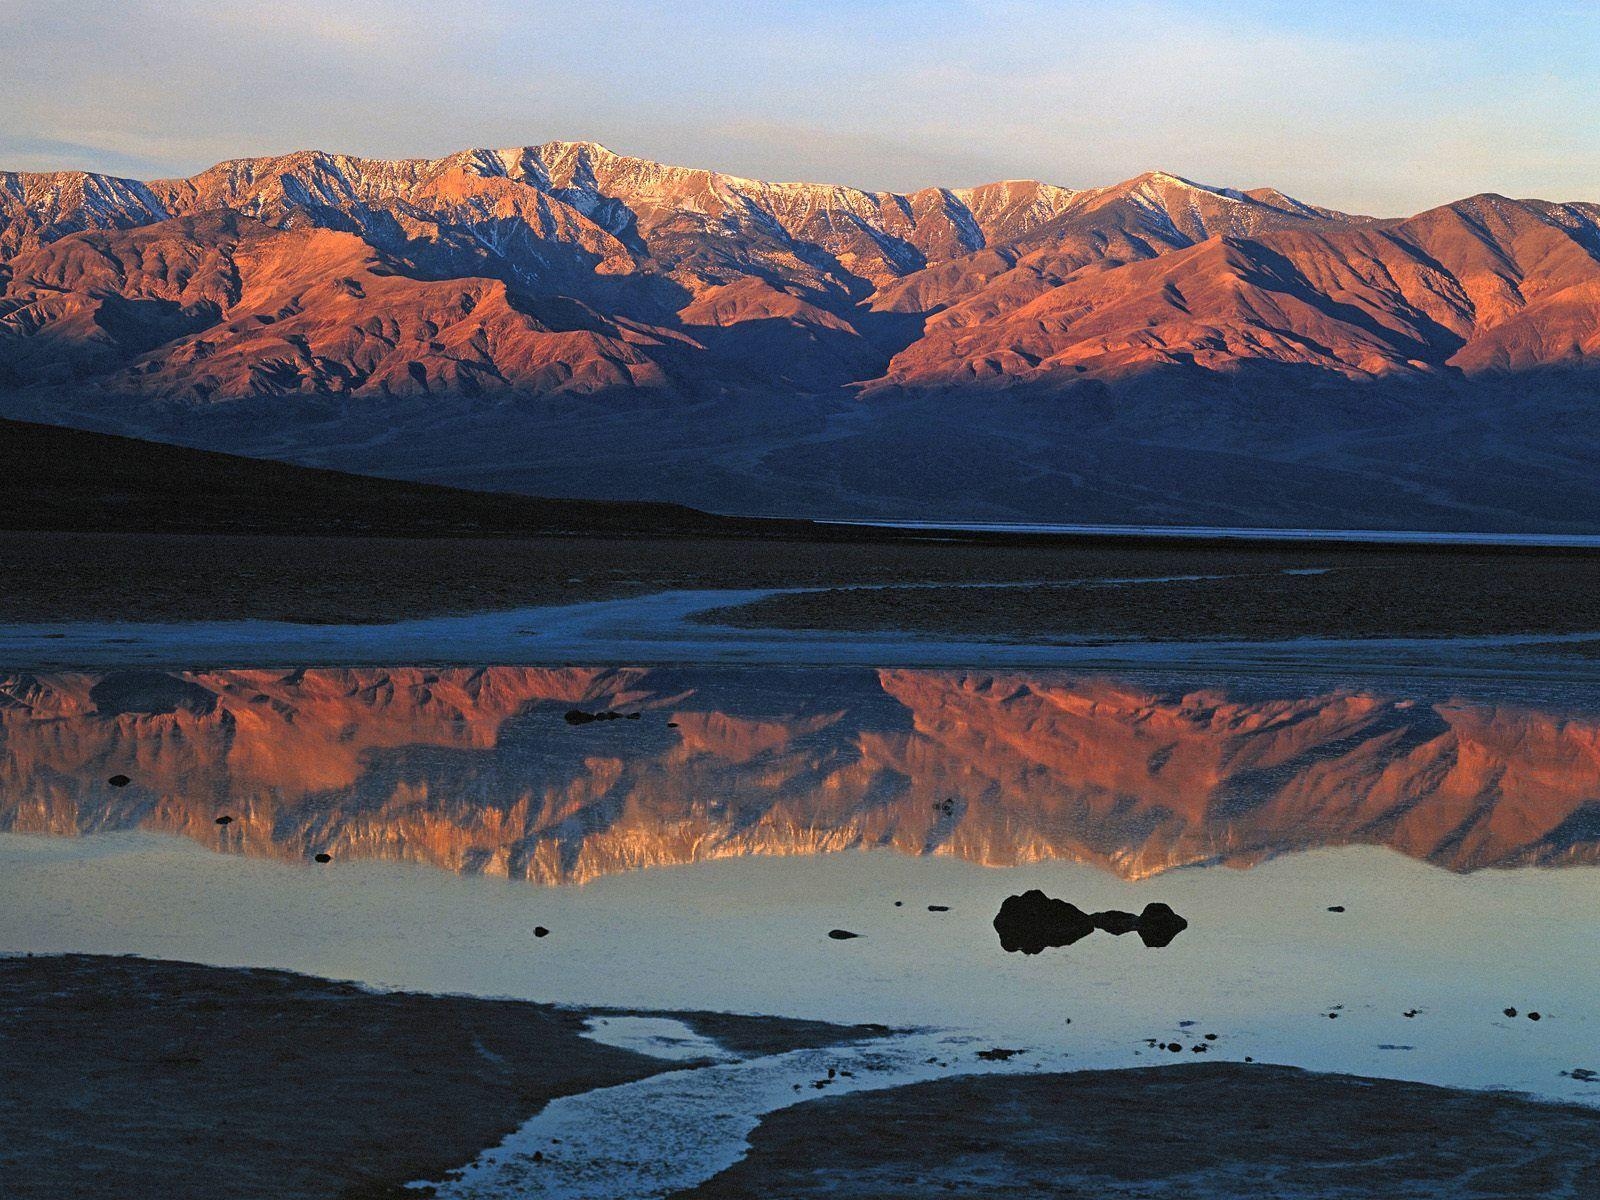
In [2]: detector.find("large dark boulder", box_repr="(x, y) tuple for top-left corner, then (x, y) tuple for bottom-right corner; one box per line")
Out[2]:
(1136, 902), (1189, 948)
(993, 890), (1095, 955)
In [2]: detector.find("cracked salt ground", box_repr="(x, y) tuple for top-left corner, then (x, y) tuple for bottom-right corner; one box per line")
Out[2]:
(416, 1023), (1066, 1200)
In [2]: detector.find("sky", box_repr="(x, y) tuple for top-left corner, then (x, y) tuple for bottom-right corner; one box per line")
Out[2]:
(2, 0), (1598, 215)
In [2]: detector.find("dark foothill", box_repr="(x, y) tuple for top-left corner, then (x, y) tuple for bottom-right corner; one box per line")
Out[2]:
(1505, 1008), (1518, 1018)
(107, 775), (132, 788)
(215, 815), (233, 825)
(1327, 905), (1346, 912)
(927, 905), (950, 912)
(314, 853), (332, 863)
(1135, 902), (1189, 948)
(993, 890), (1095, 955)
(90, 671), (218, 717)
(533, 927), (549, 938)
(975, 1047), (1021, 1061)
(827, 929), (861, 940)
(1090, 910), (1140, 936)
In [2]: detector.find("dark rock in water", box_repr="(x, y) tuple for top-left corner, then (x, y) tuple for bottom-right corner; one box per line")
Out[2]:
(215, 815), (233, 825)
(314, 853), (332, 864)
(1404, 1009), (1420, 1018)
(90, 671), (218, 717)
(1167, 1043), (1182, 1053)
(107, 775), (131, 788)
(533, 927), (549, 938)
(1566, 1068), (1597, 1082)
(927, 905), (950, 912)
(1505, 1007), (1519, 1018)
(1204, 1033), (1218, 1041)
(1091, 909), (1140, 936)
(975, 1047), (1021, 1061)
(1529, 1012), (1542, 1021)
(827, 929), (861, 940)
(666, 721), (680, 728)
(1135, 902), (1189, 948)
(1327, 905), (1346, 912)
(993, 890), (1095, 955)
(893, 901), (903, 907)
(564, 709), (636, 725)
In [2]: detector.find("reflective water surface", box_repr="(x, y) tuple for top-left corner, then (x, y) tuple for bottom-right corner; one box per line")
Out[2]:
(2, 662), (1598, 1107)
(4, 665), (1600, 880)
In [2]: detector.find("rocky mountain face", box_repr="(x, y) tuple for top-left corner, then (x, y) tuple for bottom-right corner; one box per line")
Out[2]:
(3, 666), (1597, 881)
(5, 143), (1600, 526)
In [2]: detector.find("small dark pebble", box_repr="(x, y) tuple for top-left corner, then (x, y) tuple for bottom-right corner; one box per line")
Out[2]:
(1404, 1009), (1419, 1018)
(215, 815), (233, 825)
(666, 721), (679, 728)
(827, 929), (861, 940)
(1327, 1012), (1339, 1019)
(1529, 1012), (1542, 1021)
(927, 905), (950, 912)
(1505, 1007), (1518, 1018)
(1204, 1033), (1218, 1041)
(107, 775), (131, 788)
(314, 853), (332, 864)
(1192, 1044), (1207, 1054)
(1327, 905), (1345, 912)
(534, 926), (549, 938)
(893, 901), (903, 907)
(1167, 1043), (1182, 1053)
(1244, 1056), (1255, 1063)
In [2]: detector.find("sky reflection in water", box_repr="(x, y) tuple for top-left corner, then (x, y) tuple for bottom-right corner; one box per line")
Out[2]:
(1, 663), (1598, 1104)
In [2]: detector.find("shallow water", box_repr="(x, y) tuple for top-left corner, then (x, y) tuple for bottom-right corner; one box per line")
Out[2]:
(2, 658), (1598, 1118)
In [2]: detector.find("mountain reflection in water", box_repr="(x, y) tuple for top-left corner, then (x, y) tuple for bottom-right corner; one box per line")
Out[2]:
(3, 665), (1600, 881)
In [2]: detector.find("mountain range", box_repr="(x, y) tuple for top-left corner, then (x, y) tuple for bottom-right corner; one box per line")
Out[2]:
(6, 142), (1600, 527)
(4, 666), (1596, 880)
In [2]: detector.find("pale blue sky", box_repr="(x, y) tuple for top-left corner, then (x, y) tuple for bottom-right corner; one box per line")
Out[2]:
(3, 0), (1597, 214)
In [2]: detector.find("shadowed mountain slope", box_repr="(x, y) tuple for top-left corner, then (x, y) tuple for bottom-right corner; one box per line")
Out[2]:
(6, 143), (1600, 527)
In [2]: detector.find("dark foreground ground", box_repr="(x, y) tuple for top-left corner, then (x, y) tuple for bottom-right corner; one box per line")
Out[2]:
(685, 1065), (1600, 1199)
(0, 954), (869, 1200)
(6, 956), (1598, 1200)
(10, 531), (1600, 641)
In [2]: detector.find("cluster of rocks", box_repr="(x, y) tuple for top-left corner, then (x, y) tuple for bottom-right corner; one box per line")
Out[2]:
(993, 889), (1188, 954)
(563, 709), (643, 725)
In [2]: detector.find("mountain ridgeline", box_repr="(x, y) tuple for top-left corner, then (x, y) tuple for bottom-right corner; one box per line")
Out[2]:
(6, 142), (1600, 528)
